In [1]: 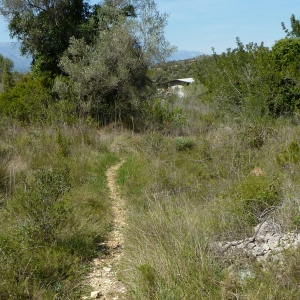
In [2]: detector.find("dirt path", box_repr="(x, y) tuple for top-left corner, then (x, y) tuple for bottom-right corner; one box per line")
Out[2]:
(82, 160), (126, 299)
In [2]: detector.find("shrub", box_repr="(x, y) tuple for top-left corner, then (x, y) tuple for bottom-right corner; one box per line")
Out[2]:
(175, 137), (195, 151)
(147, 98), (187, 130)
(276, 140), (300, 165)
(0, 123), (117, 297)
(229, 175), (282, 225)
(272, 38), (300, 74)
(16, 167), (71, 245)
(240, 123), (275, 149)
(196, 37), (300, 118)
(0, 74), (52, 123)
(195, 39), (275, 117)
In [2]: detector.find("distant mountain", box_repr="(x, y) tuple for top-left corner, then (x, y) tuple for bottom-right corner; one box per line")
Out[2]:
(0, 42), (31, 73)
(0, 43), (204, 72)
(167, 50), (204, 61)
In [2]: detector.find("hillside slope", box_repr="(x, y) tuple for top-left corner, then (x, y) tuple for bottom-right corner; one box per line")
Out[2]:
(0, 42), (31, 73)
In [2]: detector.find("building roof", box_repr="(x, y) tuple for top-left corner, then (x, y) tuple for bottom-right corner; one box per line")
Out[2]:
(176, 78), (195, 84)
(156, 78), (195, 88)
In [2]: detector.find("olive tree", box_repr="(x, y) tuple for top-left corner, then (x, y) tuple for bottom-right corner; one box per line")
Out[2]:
(55, 0), (175, 124)
(127, 0), (176, 64)
(0, 0), (92, 76)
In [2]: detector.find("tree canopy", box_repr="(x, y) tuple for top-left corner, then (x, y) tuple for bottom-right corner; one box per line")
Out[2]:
(0, 53), (13, 75)
(0, 0), (175, 125)
(282, 14), (300, 38)
(0, 0), (93, 76)
(0, 0), (174, 75)
(55, 0), (174, 123)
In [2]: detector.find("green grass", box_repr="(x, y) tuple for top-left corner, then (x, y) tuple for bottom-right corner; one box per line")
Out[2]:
(3, 81), (300, 299)
(0, 119), (118, 298)
(113, 86), (300, 299)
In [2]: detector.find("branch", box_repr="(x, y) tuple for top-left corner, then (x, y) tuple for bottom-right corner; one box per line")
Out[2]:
(26, 0), (48, 13)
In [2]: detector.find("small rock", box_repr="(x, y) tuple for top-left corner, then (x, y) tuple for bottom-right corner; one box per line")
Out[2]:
(246, 242), (255, 250)
(91, 291), (102, 298)
(262, 244), (270, 251)
(265, 233), (273, 241)
(230, 241), (239, 246)
(273, 246), (284, 253)
(216, 241), (224, 247)
(268, 241), (278, 250)
(252, 247), (264, 256)
(247, 237), (255, 242)
(272, 234), (282, 241)
(256, 236), (265, 244)
(103, 267), (111, 272)
(237, 242), (246, 249)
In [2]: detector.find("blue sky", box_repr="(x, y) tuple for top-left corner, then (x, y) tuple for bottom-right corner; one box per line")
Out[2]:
(0, 0), (300, 54)
(154, 0), (300, 53)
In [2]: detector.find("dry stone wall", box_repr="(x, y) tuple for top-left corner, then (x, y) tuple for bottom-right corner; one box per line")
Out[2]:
(213, 221), (300, 261)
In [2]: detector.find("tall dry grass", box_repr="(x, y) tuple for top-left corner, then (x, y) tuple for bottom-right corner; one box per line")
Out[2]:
(2, 80), (300, 298)
(115, 85), (300, 299)
(0, 118), (119, 298)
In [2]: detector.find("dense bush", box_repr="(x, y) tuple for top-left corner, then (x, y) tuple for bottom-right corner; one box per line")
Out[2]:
(196, 38), (300, 118)
(276, 140), (300, 165)
(147, 98), (187, 129)
(229, 175), (282, 225)
(270, 38), (300, 116)
(0, 74), (52, 123)
(272, 38), (300, 73)
(196, 40), (273, 116)
(16, 167), (71, 244)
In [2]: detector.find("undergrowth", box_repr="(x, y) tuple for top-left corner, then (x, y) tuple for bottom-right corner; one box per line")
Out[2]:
(114, 84), (300, 299)
(0, 119), (117, 298)
(2, 80), (300, 299)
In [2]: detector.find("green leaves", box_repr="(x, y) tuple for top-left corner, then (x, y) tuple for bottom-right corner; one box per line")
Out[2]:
(0, 74), (51, 123)
(0, 53), (13, 75)
(128, 0), (176, 65)
(272, 38), (300, 73)
(197, 40), (273, 116)
(282, 14), (300, 38)
(196, 36), (300, 118)
(57, 1), (173, 124)
(18, 167), (71, 244)
(1, 0), (92, 76)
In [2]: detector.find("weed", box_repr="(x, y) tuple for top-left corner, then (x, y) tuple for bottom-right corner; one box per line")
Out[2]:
(138, 263), (158, 298)
(276, 140), (300, 165)
(175, 136), (195, 151)
(240, 124), (274, 149)
(16, 167), (71, 244)
(56, 129), (71, 157)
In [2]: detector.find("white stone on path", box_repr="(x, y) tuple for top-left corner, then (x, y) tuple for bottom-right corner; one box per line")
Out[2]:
(90, 291), (101, 298)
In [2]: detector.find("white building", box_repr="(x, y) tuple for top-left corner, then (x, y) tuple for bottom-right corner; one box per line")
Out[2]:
(157, 78), (195, 97)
